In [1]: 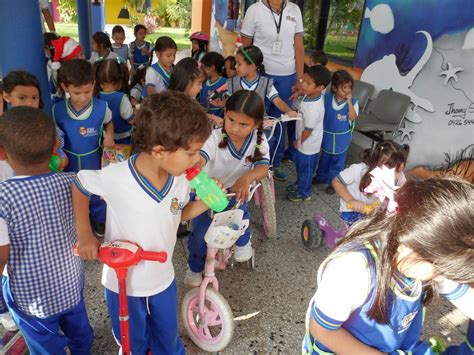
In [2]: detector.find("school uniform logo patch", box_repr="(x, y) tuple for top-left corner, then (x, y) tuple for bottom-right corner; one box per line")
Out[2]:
(336, 113), (348, 121)
(286, 16), (296, 22)
(398, 311), (418, 333)
(79, 127), (99, 137)
(170, 197), (184, 215)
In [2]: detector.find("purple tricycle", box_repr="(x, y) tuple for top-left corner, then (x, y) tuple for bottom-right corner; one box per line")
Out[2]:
(301, 202), (378, 249)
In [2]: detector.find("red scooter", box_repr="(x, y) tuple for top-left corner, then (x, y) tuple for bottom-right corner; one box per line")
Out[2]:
(75, 241), (167, 355)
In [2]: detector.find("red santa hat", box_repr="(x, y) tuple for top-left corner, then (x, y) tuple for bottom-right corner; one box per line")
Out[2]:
(50, 37), (82, 70)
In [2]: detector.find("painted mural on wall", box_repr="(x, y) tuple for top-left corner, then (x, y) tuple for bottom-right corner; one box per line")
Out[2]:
(354, 0), (473, 179)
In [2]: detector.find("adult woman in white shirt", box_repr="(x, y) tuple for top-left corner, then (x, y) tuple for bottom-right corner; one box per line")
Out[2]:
(240, 0), (305, 180)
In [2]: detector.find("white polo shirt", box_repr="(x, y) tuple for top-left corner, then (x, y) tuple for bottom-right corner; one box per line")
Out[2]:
(295, 95), (325, 155)
(337, 162), (406, 212)
(75, 156), (191, 296)
(240, 0), (304, 76)
(200, 129), (270, 188)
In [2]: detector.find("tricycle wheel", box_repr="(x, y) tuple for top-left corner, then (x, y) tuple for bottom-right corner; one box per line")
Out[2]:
(301, 219), (323, 249)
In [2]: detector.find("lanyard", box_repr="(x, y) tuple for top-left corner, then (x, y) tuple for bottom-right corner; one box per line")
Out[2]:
(268, 2), (284, 36)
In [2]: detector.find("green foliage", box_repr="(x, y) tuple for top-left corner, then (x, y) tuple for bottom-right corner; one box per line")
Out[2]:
(303, 0), (320, 49)
(166, 0), (192, 29)
(151, 0), (175, 27)
(326, 0), (364, 36)
(58, 0), (77, 23)
(125, 0), (146, 13)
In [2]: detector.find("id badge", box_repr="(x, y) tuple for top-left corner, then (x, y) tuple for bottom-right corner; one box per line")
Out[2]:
(272, 39), (282, 55)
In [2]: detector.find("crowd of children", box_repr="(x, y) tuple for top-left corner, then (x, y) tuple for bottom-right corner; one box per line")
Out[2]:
(0, 23), (472, 355)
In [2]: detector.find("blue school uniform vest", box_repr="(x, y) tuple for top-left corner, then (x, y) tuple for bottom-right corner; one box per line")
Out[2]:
(142, 62), (171, 98)
(53, 98), (107, 172)
(304, 244), (427, 354)
(321, 93), (357, 155)
(229, 76), (273, 115)
(98, 91), (132, 139)
(199, 76), (227, 117)
(131, 40), (151, 67)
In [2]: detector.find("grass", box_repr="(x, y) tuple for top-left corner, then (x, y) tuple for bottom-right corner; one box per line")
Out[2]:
(323, 33), (358, 62)
(55, 23), (189, 51)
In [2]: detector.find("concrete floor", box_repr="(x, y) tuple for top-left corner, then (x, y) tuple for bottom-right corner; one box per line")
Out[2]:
(84, 143), (469, 354)
(1, 144), (469, 353)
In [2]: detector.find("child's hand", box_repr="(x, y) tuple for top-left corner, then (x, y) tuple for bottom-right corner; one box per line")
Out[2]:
(293, 140), (299, 149)
(348, 199), (365, 213)
(142, 48), (150, 56)
(209, 114), (223, 127)
(77, 234), (99, 260)
(287, 110), (298, 117)
(346, 92), (353, 102)
(231, 175), (252, 203)
(103, 135), (115, 149)
(209, 98), (224, 107)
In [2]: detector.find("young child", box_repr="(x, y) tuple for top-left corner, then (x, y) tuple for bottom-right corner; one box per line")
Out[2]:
(129, 65), (147, 108)
(54, 59), (114, 235)
(96, 59), (135, 144)
(286, 65), (332, 202)
(74, 91), (213, 354)
(185, 90), (270, 287)
(200, 52), (227, 119)
(129, 24), (152, 71)
(314, 70), (359, 194)
(145, 36), (177, 95)
(89, 31), (120, 64)
(308, 50), (328, 67)
(0, 107), (93, 353)
(111, 25), (129, 63)
(169, 57), (205, 99)
(225, 46), (297, 117)
(224, 55), (237, 79)
(333, 141), (409, 225)
(190, 31), (209, 62)
(303, 177), (474, 354)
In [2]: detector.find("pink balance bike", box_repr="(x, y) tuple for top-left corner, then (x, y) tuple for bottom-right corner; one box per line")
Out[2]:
(301, 202), (379, 249)
(181, 195), (257, 352)
(252, 114), (302, 239)
(75, 241), (167, 355)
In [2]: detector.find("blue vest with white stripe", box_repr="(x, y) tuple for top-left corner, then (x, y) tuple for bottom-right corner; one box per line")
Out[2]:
(98, 91), (132, 137)
(303, 245), (428, 354)
(131, 40), (151, 67)
(321, 93), (357, 155)
(53, 98), (106, 172)
(142, 62), (171, 98)
(200, 76), (227, 117)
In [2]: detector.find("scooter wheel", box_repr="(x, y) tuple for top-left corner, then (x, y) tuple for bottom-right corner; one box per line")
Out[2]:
(301, 219), (323, 249)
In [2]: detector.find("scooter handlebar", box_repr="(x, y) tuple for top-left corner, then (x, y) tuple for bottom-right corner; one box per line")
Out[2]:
(140, 251), (168, 263)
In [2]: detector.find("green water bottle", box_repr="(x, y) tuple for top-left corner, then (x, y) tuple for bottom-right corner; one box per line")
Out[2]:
(185, 168), (229, 212)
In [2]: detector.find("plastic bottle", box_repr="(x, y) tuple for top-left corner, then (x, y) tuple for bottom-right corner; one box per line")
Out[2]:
(185, 168), (229, 212)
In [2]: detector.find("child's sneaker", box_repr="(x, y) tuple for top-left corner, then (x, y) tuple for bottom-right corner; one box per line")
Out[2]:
(184, 268), (202, 287)
(287, 191), (311, 202)
(286, 183), (297, 193)
(234, 241), (253, 262)
(273, 167), (288, 181)
(325, 186), (336, 195)
(93, 222), (105, 238)
(0, 311), (18, 331)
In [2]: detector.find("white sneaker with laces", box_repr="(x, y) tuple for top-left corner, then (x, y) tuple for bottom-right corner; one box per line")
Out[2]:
(234, 241), (253, 262)
(184, 268), (202, 287)
(0, 311), (18, 331)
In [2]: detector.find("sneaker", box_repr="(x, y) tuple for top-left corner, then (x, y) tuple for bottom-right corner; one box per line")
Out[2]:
(273, 167), (288, 181)
(286, 183), (297, 193)
(325, 186), (336, 195)
(184, 268), (202, 287)
(177, 222), (190, 238)
(0, 312), (18, 331)
(234, 242), (253, 262)
(93, 222), (105, 238)
(287, 191), (311, 202)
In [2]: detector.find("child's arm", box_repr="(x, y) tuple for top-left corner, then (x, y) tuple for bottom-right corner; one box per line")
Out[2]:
(231, 164), (269, 202)
(103, 121), (115, 148)
(332, 176), (365, 213)
(436, 278), (474, 319)
(181, 200), (209, 222)
(309, 319), (385, 355)
(273, 97), (298, 117)
(121, 96), (136, 125)
(72, 184), (99, 260)
(346, 93), (358, 121)
(0, 245), (8, 278)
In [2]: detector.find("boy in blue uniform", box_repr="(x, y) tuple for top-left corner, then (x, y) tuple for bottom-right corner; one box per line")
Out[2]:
(74, 91), (215, 353)
(53, 59), (114, 233)
(0, 107), (93, 354)
(314, 70), (358, 194)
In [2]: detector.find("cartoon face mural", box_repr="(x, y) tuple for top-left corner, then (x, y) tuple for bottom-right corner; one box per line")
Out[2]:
(354, 0), (473, 176)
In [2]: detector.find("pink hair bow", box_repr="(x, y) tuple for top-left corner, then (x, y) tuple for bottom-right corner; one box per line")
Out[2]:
(364, 165), (399, 212)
